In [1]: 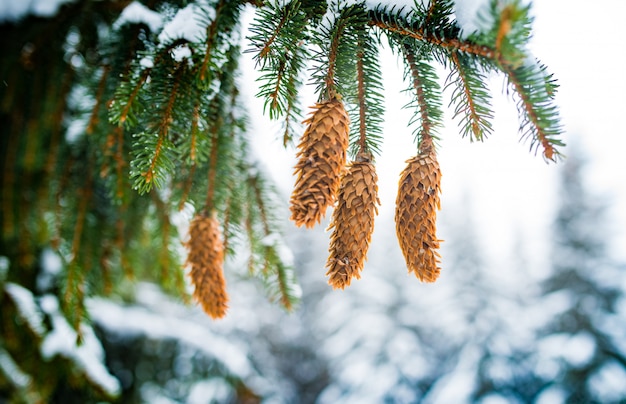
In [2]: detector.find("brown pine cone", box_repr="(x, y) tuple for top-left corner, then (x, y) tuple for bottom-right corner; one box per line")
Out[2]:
(395, 139), (442, 282)
(185, 213), (229, 319)
(326, 160), (380, 289)
(290, 98), (349, 228)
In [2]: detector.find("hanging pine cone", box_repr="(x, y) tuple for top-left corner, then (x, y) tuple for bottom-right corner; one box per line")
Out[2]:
(290, 98), (349, 228)
(395, 138), (442, 282)
(185, 213), (229, 319)
(326, 158), (380, 289)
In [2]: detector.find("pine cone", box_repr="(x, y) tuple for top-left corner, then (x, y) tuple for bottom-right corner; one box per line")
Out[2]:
(290, 98), (349, 228)
(185, 213), (229, 319)
(326, 160), (380, 289)
(395, 139), (442, 282)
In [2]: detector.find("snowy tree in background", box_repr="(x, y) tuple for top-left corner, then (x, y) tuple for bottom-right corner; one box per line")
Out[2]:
(531, 153), (626, 402)
(0, 0), (563, 401)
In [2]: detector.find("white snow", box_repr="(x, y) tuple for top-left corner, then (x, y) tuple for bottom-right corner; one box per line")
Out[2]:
(318, 1), (423, 33)
(4, 283), (46, 337)
(453, 0), (534, 38)
(171, 45), (192, 62)
(188, 379), (233, 404)
(158, 3), (207, 43)
(453, 0), (492, 37)
(41, 248), (62, 275)
(39, 295), (121, 398)
(588, 361), (626, 402)
(535, 386), (567, 404)
(537, 332), (597, 368)
(0, 347), (32, 389)
(0, 256), (8, 280)
(87, 284), (254, 379)
(37, 248), (63, 292)
(0, 0), (77, 22)
(422, 345), (481, 403)
(114, 1), (164, 33)
(139, 56), (154, 69)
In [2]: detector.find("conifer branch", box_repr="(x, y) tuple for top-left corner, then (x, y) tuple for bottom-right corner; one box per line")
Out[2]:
(402, 42), (442, 145)
(250, 175), (271, 275)
(370, 14), (494, 59)
(347, 24), (384, 158)
(2, 130), (17, 237)
(100, 242), (113, 295)
(205, 122), (221, 212)
(178, 102), (201, 210)
(222, 200), (232, 253)
(116, 69), (149, 126)
(356, 40), (368, 157)
(114, 214), (133, 280)
(245, 207), (256, 275)
(152, 191), (185, 297)
(249, 1), (307, 140)
(189, 103), (200, 163)
(50, 156), (73, 250)
(248, 170), (299, 309)
(86, 65), (110, 135)
(270, 59), (286, 113)
(178, 164), (196, 211)
(159, 198), (172, 283)
(325, 19), (348, 100)
(64, 161), (93, 335)
(425, 0), (439, 27)
(447, 50), (493, 141)
(495, 5), (513, 55)
(199, 0), (224, 83)
(408, 51), (432, 140)
(281, 75), (297, 146)
(258, 7), (290, 60)
(42, 65), (74, 181)
(500, 62), (562, 160)
(114, 126), (126, 200)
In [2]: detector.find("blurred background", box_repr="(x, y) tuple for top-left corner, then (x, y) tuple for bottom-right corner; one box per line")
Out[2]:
(2, 0), (626, 403)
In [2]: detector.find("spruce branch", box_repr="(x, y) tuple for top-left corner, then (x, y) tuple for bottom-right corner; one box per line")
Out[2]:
(254, 2), (293, 61)
(369, 8), (495, 59)
(350, 26), (384, 159)
(152, 191), (187, 298)
(63, 160), (93, 337)
(402, 41), (443, 146)
(356, 42), (367, 156)
(129, 60), (188, 194)
(204, 120), (221, 212)
(248, 2), (308, 143)
(425, 0), (439, 27)
(250, 175), (272, 275)
(310, 5), (365, 100)
(198, 0), (224, 85)
(86, 65), (111, 135)
(501, 61), (563, 161)
(446, 50), (494, 141)
(109, 68), (150, 128)
(177, 103), (201, 210)
(113, 126), (126, 200)
(248, 172), (299, 310)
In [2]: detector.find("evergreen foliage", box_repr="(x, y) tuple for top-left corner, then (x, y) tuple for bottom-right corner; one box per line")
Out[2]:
(0, 0), (564, 400)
